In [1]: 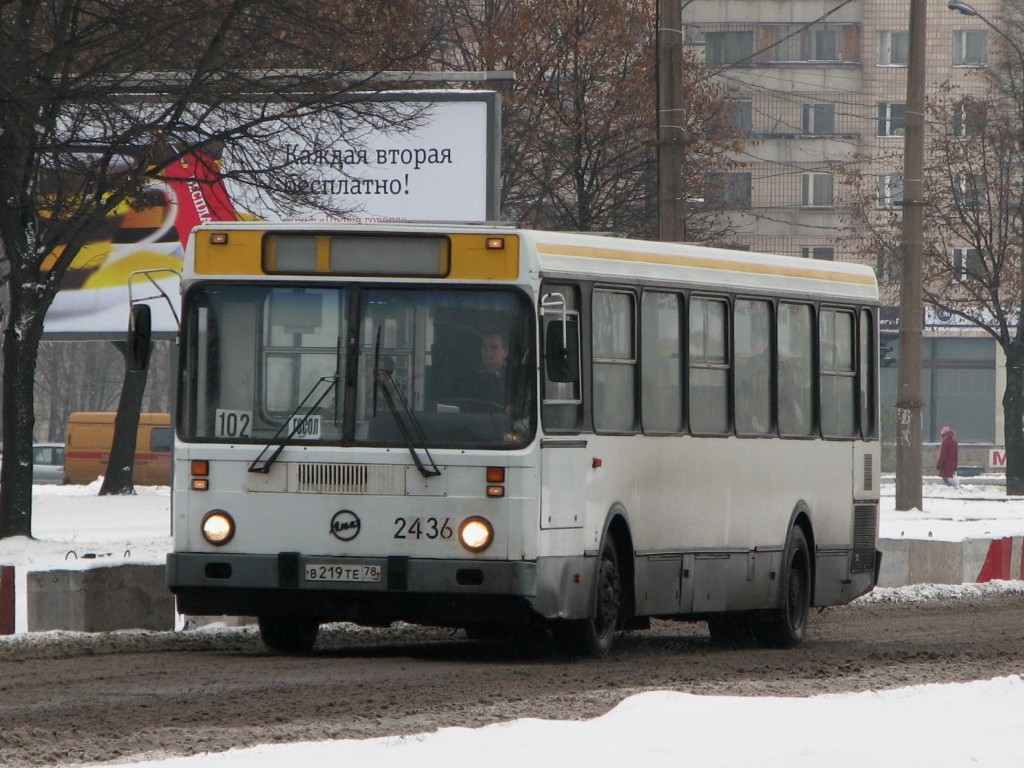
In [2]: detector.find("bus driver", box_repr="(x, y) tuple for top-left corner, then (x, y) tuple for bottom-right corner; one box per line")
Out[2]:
(464, 331), (510, 404)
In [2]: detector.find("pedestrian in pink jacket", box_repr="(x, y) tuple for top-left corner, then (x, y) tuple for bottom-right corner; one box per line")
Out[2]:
(937, 426), (959, 487)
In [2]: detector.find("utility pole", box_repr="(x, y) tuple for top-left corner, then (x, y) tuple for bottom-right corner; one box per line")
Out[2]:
(896, 0), (926, 511)
(657, 0), (685, 242)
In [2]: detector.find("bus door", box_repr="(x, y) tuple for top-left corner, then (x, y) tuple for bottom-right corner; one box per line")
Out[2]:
(539, 286), (586, 529)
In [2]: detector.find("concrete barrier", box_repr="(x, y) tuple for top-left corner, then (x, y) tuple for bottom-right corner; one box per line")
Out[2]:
(878, 536), (1024, 588)
(26, 564), (174, 632)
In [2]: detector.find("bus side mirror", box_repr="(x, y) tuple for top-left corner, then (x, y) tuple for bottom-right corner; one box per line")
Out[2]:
(545, 320), (579, 382)
(127, 304), (152, 371)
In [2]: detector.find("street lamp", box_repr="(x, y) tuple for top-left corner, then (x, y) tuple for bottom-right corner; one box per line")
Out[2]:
(947, 1), (1024, 97)
(948, 1), (1024, 61)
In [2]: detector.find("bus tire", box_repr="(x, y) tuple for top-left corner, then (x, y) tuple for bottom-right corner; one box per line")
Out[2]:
(258, 616), (320, 654)
(558, 533), (622, 658)
(756, 526), (811, 648)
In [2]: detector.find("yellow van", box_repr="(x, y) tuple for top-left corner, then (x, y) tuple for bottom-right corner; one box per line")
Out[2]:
(64, 412), (172, 485)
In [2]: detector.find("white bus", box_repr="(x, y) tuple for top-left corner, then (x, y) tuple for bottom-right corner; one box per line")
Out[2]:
(163, 222), (880, 655)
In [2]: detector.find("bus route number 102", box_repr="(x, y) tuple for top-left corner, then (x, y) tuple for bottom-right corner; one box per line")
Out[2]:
(215, 409), (252, 439)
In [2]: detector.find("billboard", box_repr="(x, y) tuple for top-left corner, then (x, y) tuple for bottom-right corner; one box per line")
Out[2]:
(42, 90), (501, 336)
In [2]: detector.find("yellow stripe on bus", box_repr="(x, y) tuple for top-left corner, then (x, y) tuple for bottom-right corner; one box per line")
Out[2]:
(535, 242), (876, 286)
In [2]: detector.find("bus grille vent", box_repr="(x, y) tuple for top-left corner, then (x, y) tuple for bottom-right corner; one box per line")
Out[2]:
(863, 453), (873, 492)
(851, 503), (878, 573)
(295, 463), (405, 495)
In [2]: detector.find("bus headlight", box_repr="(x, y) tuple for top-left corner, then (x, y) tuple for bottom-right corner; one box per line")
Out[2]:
(201, 510), (235, 546)
(458, 516), (493, 553)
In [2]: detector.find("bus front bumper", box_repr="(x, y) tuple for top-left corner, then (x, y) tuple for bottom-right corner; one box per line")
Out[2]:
(166, 551), (593, 625)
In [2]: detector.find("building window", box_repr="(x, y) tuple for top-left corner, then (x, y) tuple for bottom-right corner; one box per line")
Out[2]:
(954, 246), (984, 279)
(801, 172), (834, 208)
(729, 99), (753, 132)
(802, 103), (835, 135)
(952, 100), (985, 137)
(876, 174), (904, 208)
(801, 246), (834, 260)
(953, 30), (987, 66)
(954, 173), (986, 209)
(877, 30), (909, 65)
(706, 172), (752, 209)
(876, 246), (901, 282)
(877, 102), (906, 136)
(760, 23), (852, 63)
(807, 26), (841, 61)
(706, 31), (753, 66)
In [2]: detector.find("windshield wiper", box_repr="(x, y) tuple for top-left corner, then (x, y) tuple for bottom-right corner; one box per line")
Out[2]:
(249, 375), (338, 474)
(373, 334), (441, 478)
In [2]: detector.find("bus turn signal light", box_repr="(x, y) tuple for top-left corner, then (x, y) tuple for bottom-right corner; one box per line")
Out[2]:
(191, 460), (210, 490)
(485, 466), (505, 497)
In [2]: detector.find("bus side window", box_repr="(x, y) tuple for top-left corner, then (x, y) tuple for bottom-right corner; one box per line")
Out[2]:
(545, 320), (579, 381)
(778, 302), (815, 437)
(541, 286), (582, 432)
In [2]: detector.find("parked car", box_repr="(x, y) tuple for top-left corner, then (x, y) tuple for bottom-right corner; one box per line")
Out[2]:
(32, 443), (66, 484)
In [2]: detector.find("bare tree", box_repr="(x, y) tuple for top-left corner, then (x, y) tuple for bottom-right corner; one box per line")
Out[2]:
(920, 86), (1024, 493)
(841, 48), (1024, 493)
(428, 0), (742, 239)
(0, 0), (437, 537)
(34, 341), (126, 439)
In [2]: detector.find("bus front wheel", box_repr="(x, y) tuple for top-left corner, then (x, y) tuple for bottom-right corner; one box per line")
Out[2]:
(556, 534), (622, 658)
(258, 616), (320, 654)
(755, 526), (811, 648)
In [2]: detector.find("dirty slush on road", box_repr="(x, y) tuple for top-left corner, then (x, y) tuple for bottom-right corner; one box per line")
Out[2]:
(2, 593), (1024, 768)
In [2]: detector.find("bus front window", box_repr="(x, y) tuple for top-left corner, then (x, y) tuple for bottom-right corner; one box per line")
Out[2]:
(355, 288), (534, 448)
(180, 286), (347, 442)
(180, 285), (535, 449)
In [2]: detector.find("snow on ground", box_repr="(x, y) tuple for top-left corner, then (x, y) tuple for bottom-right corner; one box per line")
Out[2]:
(880, 476), (1024, 542)
(71, 676), (1024, 768)
(3, 478), (1024, 767)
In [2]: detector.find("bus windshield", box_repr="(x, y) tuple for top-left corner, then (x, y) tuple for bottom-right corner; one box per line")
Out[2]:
(179, 285), (536, 450)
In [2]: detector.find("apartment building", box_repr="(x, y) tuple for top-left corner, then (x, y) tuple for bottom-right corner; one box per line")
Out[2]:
(681, 0), (1006, 451)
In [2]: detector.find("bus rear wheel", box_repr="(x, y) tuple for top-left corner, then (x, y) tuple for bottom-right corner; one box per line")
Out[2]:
(258, 616), (320, 654)
(755, 526), (811, 648)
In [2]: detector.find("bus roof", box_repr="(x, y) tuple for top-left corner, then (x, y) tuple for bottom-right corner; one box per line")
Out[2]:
(519, 229), (878, 303)
(188, 222), (878, 303)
